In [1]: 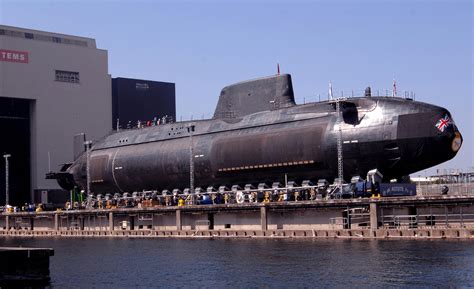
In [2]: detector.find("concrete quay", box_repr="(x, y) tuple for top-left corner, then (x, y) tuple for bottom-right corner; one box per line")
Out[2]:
(1, 195), (474, 239)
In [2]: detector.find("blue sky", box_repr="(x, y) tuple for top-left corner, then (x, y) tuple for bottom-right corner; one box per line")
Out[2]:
(1, 0), (472, 175)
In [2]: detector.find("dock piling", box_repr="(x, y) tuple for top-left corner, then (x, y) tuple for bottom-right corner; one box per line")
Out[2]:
(370, 202), (379, 230)
(5, 215), (9, 231)
(54, 214), (59, 231)
(176, 209), (182, 231)
(109, 212), (114, 232)
(260, 206), (267, 231)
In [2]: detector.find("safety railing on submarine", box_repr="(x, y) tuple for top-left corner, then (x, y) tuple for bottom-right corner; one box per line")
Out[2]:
(299, 89), (416, 104)
(116, 88), (418, 131)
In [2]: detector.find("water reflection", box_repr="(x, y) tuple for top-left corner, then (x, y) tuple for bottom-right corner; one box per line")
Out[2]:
(0, 238), (473, 288)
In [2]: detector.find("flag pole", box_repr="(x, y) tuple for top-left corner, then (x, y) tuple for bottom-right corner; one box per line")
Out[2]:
(392, 77), (397, 97)
(329, 81), (333, 100)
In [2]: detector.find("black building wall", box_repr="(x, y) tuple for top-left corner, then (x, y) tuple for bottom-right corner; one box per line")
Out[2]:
(112, 78), (176, 129)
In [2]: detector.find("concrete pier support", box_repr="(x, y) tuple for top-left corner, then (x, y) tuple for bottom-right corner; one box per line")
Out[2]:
(260, 206), (267, 231)
(176, 210), (182, 231)
(108, 212), (114, 232)
(54, 214), (59, 231)
(5, 215), (9, 231)
(370, 202), (379, 230)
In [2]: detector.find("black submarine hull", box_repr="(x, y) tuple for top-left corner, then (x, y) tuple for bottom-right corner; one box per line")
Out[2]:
(50, 74), (463, 193)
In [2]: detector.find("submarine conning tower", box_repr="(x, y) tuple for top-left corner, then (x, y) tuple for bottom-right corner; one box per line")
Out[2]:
(213, 74), (296, 119)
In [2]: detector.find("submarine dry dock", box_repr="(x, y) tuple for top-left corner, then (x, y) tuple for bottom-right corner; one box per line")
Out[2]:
(8, 74), (468, 239)
(2, 195), (474, 239)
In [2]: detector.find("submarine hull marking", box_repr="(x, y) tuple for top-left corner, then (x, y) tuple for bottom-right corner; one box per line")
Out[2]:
(111, 148), (123, 192)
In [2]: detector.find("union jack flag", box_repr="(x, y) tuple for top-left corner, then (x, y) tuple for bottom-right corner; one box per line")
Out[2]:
(435, 114), (452, 132)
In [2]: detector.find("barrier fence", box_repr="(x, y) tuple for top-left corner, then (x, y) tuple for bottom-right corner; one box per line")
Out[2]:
(417, 183), (474, 196)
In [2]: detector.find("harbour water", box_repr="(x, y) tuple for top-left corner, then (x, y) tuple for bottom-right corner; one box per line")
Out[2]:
(1, 238), (473, 288)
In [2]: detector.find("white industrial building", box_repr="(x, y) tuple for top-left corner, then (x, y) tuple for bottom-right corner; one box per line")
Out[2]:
(0, 25), (112, 204)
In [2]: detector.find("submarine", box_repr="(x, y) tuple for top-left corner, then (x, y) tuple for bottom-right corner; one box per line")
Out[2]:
(48, 74), (463, 193)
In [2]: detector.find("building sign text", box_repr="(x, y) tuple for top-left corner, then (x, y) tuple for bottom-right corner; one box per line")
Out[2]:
(0, 49), (29, 63)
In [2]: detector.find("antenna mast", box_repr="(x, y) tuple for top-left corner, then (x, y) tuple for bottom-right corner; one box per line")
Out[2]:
(335, 98), (344, 191)
(188, 124), (195, 193)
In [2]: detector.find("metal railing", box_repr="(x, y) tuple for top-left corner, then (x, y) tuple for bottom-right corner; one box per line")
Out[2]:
(417, 183), (474, 196)
(195, 220), (210, 231)
(348, 211), (370, 225)
(299, 89), (416, 104)
(382, 213), (474, 229)
(330, 217), (348, 229)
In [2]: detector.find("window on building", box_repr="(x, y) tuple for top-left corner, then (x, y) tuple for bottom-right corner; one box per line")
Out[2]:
(34, 34), (50, 41)
(24, 33), (34, 39)
(52, 36), (62, 43)
(9, 30), (23, 37)
(61, 38), (72, 44)
(74, 40), (88, 47)
(0, 29), (5, 35)
(55, 70), (80, 83)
